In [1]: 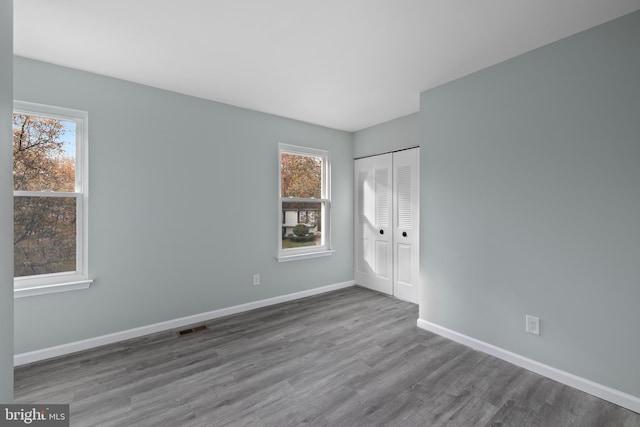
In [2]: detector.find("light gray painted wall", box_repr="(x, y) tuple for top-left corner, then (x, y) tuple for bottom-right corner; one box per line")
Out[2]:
(353, 113), (418, 158)
(420, 11), (640, 397)
(0, 0), (14, 403)
(13, 57), (353, 354)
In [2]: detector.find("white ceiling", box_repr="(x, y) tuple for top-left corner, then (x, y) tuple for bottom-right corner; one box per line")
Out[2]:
(13, 0), (640, 132)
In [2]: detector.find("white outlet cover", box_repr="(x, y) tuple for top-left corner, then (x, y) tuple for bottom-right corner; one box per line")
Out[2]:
(526, 315), (540, 335)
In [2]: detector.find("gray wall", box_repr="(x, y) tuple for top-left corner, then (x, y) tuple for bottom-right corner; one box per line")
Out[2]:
(0, 0), (13, 403)
(420, 10), (640, 397)
(13, 57), (353, 354)
(353, 113), (418, 158)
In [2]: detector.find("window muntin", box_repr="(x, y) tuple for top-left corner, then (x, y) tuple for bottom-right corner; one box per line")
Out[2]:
(278, 144), (331, 260)
(13, 101), (88, 289)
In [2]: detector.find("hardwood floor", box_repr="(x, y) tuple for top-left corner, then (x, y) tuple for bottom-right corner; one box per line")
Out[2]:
(14, 286), (640, 426)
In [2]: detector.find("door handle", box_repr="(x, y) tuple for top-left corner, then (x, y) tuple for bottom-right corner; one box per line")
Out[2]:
(402, 231), (407, 237)
(379, 230), (384, 235)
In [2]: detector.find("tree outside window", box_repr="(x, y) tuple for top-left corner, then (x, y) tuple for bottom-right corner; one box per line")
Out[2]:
(278, 144), (331, 261)
(12, 101), (88, 288)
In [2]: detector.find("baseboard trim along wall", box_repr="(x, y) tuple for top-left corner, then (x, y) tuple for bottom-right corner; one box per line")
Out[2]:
(14, 280), (355, 366)
(417, 319), (640, 414)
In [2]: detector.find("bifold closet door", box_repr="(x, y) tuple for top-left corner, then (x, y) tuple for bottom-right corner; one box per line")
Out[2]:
(354, 148), (419, 303)
(354, 153), (393, 295)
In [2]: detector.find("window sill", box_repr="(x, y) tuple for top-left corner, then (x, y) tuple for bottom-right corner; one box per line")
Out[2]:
(14, 278), (93, 298)
(277, 250), (335, 263)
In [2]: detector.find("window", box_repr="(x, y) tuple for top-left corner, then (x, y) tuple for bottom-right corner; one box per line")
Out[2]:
(278, 144), (333, 262)
(13, 101), (91, 296)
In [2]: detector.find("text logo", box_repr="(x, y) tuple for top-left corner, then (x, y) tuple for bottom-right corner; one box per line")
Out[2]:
(0, 405), (69, 427)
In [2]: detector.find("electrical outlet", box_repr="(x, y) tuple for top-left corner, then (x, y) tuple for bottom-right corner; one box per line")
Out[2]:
(253, 274), (260, 286)
(526, 315), (540, 335)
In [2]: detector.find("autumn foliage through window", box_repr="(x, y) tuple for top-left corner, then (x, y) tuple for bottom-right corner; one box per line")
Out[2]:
(280, 153), (322, 198)
(279, 145), (330, 259)
(13, 112), (79, 278)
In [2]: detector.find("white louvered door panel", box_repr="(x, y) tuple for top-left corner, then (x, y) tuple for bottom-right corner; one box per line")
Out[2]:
(393, 148), (419, 303)
(354, 153), (393, 295)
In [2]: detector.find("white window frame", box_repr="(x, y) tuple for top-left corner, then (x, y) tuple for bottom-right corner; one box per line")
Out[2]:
(277, 143), (334, 262)
(13, 101), (92, 298)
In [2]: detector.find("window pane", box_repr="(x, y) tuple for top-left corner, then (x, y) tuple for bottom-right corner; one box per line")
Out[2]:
(13, 113), (76, 192)
(14, 196), (77, 277)
(281, 201), (322, 249)
(280, 153), (322, 198)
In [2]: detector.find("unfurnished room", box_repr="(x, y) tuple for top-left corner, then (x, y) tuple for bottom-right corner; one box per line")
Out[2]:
(0, 1), (639, 426)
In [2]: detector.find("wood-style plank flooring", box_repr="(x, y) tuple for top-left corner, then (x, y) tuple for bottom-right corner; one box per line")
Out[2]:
(14, 286), (640, 426)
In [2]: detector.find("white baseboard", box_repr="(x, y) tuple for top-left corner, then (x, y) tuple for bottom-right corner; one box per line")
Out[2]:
(14, 280), (354, 366)
(417, 319), (640, 414)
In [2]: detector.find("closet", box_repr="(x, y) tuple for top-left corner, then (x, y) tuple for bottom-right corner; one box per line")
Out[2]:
(354, 148), (419, 303)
